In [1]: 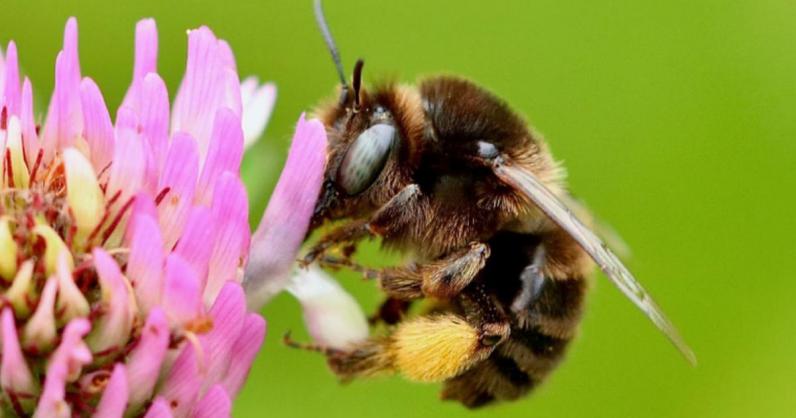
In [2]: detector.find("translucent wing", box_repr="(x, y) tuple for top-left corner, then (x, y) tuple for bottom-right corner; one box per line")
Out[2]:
(561, 195), (632, 260)
(494, 162), (696, 365)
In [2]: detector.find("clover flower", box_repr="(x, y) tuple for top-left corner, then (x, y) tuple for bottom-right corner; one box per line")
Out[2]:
(0, 17), (320, 417)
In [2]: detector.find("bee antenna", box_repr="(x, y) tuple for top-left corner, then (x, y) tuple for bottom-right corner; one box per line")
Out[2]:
(352, 59), (364, 111)
(313, 0), (349, 92)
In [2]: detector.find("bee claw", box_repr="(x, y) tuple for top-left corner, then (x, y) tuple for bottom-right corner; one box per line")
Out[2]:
(301, 246), (327, 267)
(283, 331), (338, 355)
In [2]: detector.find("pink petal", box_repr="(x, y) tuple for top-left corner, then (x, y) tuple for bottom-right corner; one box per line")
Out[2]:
(35, 361), (72, 418)
(20, 77), (40, 164)
(127, 214), (165, 315)
(134, 19), (158, 78)
(174, 206), (216, 292)
(3, 41), (21, 117)
(143, 398), (174, 418)
(217, 40), (242, 117)
(61, 17), (81, 81)
(221, 69), (242, 124)
(138, 73), (170, 174)
(42, 18), (83, 158)
(157, 132), (199, 249)
(199, 282), (246, 392)
(195, 108), (243, 206)
(51, 319), (92, 382)
(37, 318), (91, 416)
(240, 79), (276, 148)
(163, 254), (204, 327)
(217, 40), (237, 71)
(204, 172), (249, 303)
(86, 248), (134, 358)
(0, 47), (5, 98)
(93, 364), (128, 418)
(121, 21), (169, 177)
(244, 115), (327, 309)
(121, 18), (158, 109)
(220, 313), (266, 397)
(107, 110), (145, 207)
(124, 192), (158, 244)
(79, 77), (114, 173)
(171, 27), (241, 161)
(126, 308), (169, 410)
(1, 308), (37, 404)
(191, 385), (231, 418)
(158, 340), (203, 417)
(115, 104), (138, 132)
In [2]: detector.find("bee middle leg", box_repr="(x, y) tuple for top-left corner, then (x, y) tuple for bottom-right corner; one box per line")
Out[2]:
(378, 242), (491, 300)
(319, 241), (491, 301)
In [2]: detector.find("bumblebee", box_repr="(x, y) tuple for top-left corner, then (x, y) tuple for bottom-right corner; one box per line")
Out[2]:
(297, 0), (694, 408)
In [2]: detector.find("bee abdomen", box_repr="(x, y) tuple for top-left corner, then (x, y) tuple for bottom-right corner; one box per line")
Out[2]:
(441, 353), (538, 407)
(441, 309), (582, 408)
(441, 231), (588, 408)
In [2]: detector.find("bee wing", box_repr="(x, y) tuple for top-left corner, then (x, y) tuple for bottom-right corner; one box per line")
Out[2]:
(561, 195), (632, 259)
(494, 162), (696, 365)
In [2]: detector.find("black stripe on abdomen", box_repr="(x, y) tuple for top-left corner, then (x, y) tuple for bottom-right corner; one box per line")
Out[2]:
(491, 355), (534, 388)
(512, 327), (570, 358)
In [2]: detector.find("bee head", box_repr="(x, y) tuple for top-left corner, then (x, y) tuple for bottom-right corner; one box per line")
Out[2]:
(310, 0), (406, 227)
(311, 68), (403, 228)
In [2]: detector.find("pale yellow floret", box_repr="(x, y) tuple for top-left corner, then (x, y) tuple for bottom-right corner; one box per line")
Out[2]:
(6, 260), (34, 318)
(33, 224), (73, 277)
(390, 314), (483, 382)
(6, 117), (30, 189)
(63, 148), (105, 247)
(0, 217), (18, 281)
(23, 278), (58, 352)
(55, 253), (90, 324)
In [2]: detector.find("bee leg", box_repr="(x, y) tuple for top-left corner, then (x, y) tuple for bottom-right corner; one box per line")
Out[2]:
(302, 184), (423, 266)
(283, 331), (343, 356)
(301, 219), (371, 267)
(327, 313), (509, 383)
(368, 297), (412, 326)
(510, 244), (546, 313)
(364, 184), (422, 236)
(441, 284), (528, 408)
(371, 242), (491, 300)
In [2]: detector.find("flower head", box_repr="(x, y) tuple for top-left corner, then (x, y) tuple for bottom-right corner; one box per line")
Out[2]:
(0, 17), (309, 417)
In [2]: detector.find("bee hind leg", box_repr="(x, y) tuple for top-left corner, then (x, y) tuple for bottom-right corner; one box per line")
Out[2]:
(326, 313), (509, 383)
(368, 297), (412, 326)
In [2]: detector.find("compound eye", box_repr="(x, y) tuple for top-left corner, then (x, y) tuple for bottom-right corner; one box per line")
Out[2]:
(336, 124), (397, 195)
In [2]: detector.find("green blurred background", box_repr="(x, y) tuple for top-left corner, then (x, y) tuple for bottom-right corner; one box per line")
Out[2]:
(2, 0), (794, 416)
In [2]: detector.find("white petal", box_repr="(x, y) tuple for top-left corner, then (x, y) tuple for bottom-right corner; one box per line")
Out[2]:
(287, 267), (368, 350)
(240, 80), (276, 149)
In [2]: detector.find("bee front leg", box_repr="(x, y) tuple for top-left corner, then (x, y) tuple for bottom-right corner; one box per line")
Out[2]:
(302, 184), (423, 266)
(301, 219), (371, 267)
